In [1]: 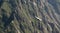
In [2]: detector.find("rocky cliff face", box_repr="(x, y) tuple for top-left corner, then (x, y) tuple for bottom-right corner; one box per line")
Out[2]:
(0, 0), (60, 33)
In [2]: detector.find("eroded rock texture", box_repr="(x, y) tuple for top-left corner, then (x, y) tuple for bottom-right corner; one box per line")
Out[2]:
(0, 0), (60, 33)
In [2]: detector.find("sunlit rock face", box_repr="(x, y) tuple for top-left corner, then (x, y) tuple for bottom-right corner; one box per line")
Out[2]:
(0, 0), (60, 33)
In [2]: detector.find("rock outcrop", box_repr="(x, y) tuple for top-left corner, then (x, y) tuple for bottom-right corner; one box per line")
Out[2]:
(0, 0), (60, 33)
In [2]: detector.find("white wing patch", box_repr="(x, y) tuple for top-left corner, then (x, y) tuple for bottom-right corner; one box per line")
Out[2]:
(35, 16), (42, 21)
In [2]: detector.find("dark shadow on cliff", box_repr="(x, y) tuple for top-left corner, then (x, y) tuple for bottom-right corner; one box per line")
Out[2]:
(2, 9), (14, 28)
(0, 0), (3, 8)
